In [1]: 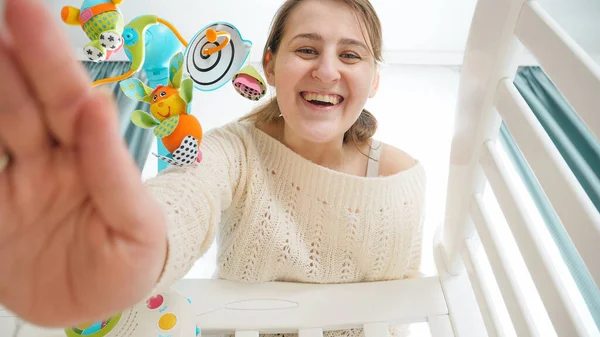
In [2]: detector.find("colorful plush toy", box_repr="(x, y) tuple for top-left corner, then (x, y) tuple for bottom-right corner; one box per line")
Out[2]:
(232, 64), (268, 101)
(120, 52), (203, 167)
(64, 288), (199, 337)
(92, 14), (189, 87)
(61, 0), (125, 62)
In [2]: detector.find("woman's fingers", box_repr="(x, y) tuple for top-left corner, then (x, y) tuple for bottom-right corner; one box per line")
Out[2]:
(0, 33), (51, 162)
(76, 89), (163, 243)
(4, 0), (93, 148)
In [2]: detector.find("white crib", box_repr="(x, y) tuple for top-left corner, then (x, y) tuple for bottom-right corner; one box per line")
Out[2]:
(1, 0), (599, 336)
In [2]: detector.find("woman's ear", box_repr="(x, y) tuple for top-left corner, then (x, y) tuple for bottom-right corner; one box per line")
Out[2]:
(369, 69), (380, 98)
(265, 51), (276, 86)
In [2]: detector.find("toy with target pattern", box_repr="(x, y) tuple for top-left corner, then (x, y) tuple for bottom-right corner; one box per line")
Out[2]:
(184, 21), (267, 101)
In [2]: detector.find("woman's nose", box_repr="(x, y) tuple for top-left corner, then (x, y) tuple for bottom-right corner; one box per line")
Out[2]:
(312, 54), (341, 83)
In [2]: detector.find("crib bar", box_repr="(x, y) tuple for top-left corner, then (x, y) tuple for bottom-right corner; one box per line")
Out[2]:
(514, 1), (600, 141)
(433, 237), (489, 337)
(298, 328), (324, 337)
(470, 194), (539, 337)
(495, 78), (600, 289)
(178, 277), (447, 335)
(461, 237), (507, 337)
(480, 141), (588, 336)
(363, 323), (390, 337)
(428, 315), (455, 337)
(440, 0), (525, 275)
(235, 331), (259, 337)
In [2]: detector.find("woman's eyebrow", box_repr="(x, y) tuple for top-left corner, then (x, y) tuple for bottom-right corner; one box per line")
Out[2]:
(290, 33), (368, 50)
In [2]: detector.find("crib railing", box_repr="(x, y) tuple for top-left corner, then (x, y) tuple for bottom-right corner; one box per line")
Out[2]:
(174, 277), (451, 336)
(439, 0), (600, 336)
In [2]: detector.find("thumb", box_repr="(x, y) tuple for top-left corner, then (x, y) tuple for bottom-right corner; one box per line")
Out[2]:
(75, 88), (165, 242)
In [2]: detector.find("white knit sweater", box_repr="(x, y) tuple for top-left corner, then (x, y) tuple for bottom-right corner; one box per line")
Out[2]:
(145, 120), (427, 336)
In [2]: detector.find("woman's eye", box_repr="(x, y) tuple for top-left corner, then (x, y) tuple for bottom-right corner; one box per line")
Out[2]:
(341, 53), (360, 60)
(297, 48), (317, 55)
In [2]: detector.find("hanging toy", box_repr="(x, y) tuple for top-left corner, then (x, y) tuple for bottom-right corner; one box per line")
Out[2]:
(120, 52), (203, 167)
(185, 22), (253, 92)
(232, 64), (267, 101)
(61, 0), (125, 62)
(91, 14), (189, 88)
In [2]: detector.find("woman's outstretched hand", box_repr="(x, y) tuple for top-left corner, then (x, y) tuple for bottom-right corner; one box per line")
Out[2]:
(0, 0), (167, 328)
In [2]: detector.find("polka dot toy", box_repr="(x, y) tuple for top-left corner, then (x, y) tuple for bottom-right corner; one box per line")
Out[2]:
(153, 115), (180, 139)
(153, 135), (202, 167)
(232, 64), (267, 101)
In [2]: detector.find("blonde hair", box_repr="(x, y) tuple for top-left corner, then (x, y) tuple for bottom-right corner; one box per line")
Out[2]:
(239, 0), (383, 145)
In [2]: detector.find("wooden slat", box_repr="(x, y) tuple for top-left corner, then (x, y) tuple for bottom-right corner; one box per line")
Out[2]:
(0, 321), (64, 337)
(470, 194), (539, 336)
(363, 323), (390, 337)
(235, 331), (259, 337)
(461, 238), (507, 337)
(495, 79), (600, 289)
(298, 328), (324, 337)
(480, 141), (588, 336)
(0, 318), (17, 337)
(433, 235), (489, 337)
(428, 315), (455, 337)
(515, 1), (600, 141)
(440, 0), (527, 275)
(175, 277), (447, 335)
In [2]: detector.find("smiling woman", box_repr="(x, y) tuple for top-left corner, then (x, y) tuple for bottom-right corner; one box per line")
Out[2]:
(242, 0), (383, 157)
(0, 0), (424, 335)
(143, 1), (425, 336)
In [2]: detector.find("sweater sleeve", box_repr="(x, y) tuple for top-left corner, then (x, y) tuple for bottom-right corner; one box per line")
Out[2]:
(143, 124), (245, 291)
(405, 167), (427, 279)
(404, 215), (424, 278)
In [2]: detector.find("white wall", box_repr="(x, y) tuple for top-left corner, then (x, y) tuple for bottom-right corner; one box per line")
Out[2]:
(142, 64), (461, 279)
(43, 0), (479, 65)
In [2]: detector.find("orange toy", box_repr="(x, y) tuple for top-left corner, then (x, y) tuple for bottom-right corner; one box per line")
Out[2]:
(161, 114), (202, 154)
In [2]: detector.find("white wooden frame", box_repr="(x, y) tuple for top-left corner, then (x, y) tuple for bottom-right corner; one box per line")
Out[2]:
(440, 0), (600, 336)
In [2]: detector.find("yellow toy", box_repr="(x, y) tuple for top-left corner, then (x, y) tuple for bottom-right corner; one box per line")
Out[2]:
(61, 0), (125, 62)
(120, 52), (203, 166)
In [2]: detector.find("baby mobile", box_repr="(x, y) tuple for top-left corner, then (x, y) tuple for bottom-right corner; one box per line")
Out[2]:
(62, 0), (267, 171)
(58, 1), (268, 337)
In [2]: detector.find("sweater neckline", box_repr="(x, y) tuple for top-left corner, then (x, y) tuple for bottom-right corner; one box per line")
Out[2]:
(244, 121), (425, 184)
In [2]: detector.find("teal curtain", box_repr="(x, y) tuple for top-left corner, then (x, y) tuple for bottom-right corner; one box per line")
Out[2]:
(514, 67), (600, 211)
(81, 61), (154, 171)
(498, 66), (600, 329)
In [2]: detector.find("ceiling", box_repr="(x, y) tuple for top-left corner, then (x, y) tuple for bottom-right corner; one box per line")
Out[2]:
(2, 0), (599, 65)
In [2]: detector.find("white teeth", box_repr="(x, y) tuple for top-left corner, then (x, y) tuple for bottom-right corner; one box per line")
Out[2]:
(302, 92), (341, 105)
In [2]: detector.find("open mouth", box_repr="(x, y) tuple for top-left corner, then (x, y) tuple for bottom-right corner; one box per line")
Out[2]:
(300, 91), (344, 107)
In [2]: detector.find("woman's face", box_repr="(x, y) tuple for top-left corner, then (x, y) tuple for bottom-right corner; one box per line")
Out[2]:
(265, 0), (380, 144)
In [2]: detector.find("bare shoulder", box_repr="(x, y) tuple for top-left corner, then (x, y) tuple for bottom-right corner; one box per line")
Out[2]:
(378, 142), (419, 176)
